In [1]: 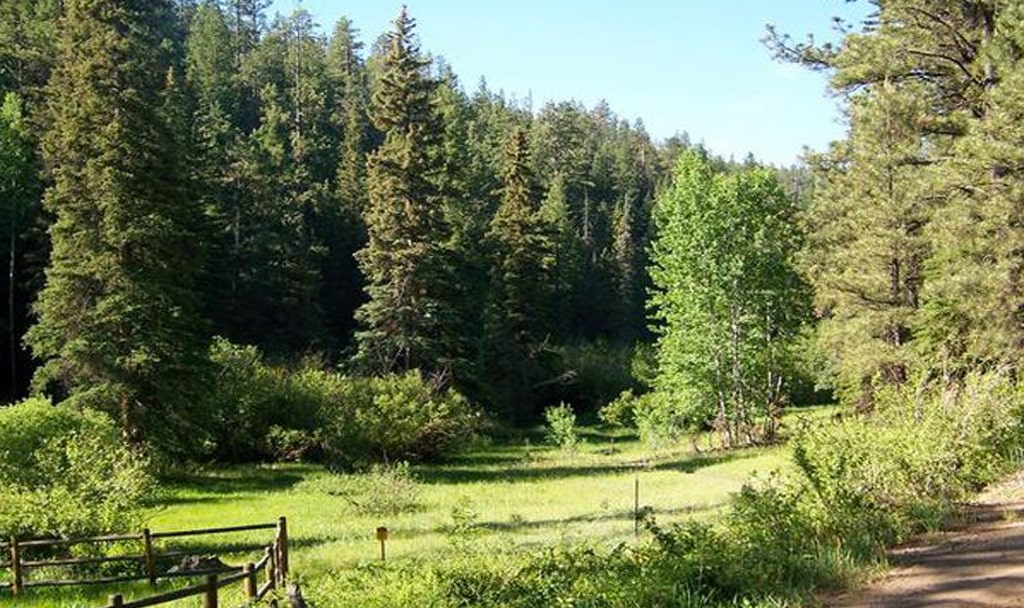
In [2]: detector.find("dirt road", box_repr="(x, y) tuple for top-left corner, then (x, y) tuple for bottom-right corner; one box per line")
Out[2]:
(828, 475), (1024, 607)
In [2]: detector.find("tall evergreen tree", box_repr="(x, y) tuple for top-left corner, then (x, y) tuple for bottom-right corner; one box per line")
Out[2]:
(26, 0), (207, 449)
(354, 7), (463, 378)
(804, 84), (933, 405)
(484, 128), (553, 418)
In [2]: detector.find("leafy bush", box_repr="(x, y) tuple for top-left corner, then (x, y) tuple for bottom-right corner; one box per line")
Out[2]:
(204, 337), (317, 462)
(0, 398), (153, 539)
(297, 462), (422, 516)
(314, 370), (480, 470)
(543, 403), (579, 452)
(203, 339), (479, 468)
(600, 389), (692, 450)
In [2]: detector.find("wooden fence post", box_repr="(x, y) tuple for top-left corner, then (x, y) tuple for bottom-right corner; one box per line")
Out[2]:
(265, 546), (276, 591)
(243, 562), (256, 599)
(141, 528), (156, 586)
(204, 574), (218, 608)
(276, 516), (289, 582)
(108, 594), (124, 607)
(9, 537), (21, 596)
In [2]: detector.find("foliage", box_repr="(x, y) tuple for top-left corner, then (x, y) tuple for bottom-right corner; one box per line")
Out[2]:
(312, 369), (480, 470)
(297, 462), (423, 516)
(543, 403), (579, 452)
(649, 151), (810, 446)
(25, 0), (208, 453)
(202, 337), (317, 462)
(599, 389), (689, 451)
(0, 398), (153, 539)
(202, 338), (479, 467)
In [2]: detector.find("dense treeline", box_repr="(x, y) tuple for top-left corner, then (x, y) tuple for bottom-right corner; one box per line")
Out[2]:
(3, 0), (787, 454)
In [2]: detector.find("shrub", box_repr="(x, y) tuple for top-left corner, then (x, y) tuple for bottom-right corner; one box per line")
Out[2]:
(315, 370), (480, 470)
(204, 337), (317, 462)
(600, 389), (692, 450)
(0, 398), (153, 539)
(297, 462), (422, 516)
(543, 403), (579, 452)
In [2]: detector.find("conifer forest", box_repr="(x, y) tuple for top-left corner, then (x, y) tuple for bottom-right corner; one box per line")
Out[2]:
(5, 1), (1024, 606)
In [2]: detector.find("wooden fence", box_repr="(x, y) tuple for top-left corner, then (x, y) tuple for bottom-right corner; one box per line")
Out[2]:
(1, 517), (289, 607)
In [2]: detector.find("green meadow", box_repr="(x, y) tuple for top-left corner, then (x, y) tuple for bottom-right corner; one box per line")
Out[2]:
(7, 425), (794, 608)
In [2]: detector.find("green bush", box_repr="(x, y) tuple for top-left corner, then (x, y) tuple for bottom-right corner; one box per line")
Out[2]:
(204, 337), (317, 462)
(600, 389), (692, 450)
(202, 339), (480, 467)
(297, 462), (423, 516)
(543, 402), (579, 452)
(0, 398), (153, 539)
(315, 369), (480, 470)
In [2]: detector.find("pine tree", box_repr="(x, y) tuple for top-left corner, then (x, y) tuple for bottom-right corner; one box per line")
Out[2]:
(805, 83), (932, 405)
(26, 0), (208, 449)
(919, 3), (1024, 376)
(354, 7), (463, 377)
(484, 128), (553, 418)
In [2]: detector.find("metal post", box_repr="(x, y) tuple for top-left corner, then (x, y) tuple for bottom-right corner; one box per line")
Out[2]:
(634, 475), (640, 537)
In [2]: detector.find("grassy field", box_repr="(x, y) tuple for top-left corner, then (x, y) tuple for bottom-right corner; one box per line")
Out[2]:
(5, 421), (808, 607)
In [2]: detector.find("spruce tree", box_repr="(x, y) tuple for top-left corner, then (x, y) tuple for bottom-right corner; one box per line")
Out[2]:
(354, 7), (462, 377)
(484, 128), (553, 418)
(26, 0), (207, 449)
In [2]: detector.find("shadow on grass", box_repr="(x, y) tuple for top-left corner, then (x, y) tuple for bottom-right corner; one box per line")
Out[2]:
(418, 450), (756, 485)
(471, 503), (726, 533)
(159, 467), (307, 495)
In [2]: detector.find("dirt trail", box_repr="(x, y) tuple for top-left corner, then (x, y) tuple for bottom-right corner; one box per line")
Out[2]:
(828, 474), (1024, 607)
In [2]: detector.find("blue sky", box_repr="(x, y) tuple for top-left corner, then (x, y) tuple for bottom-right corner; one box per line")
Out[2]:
(268, 1), (869, 166)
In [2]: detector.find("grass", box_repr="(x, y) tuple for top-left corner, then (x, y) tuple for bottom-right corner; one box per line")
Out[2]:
(3, 419), (807, 607)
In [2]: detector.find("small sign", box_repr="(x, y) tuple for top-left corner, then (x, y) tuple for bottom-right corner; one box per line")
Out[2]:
(376, 526), (389, 541)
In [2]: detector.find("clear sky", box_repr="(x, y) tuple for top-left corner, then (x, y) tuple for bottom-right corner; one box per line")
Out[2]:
(267, 1), (869, 166)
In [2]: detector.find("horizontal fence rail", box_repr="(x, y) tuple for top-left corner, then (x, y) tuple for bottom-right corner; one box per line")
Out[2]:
(2, 517), (288, 608)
